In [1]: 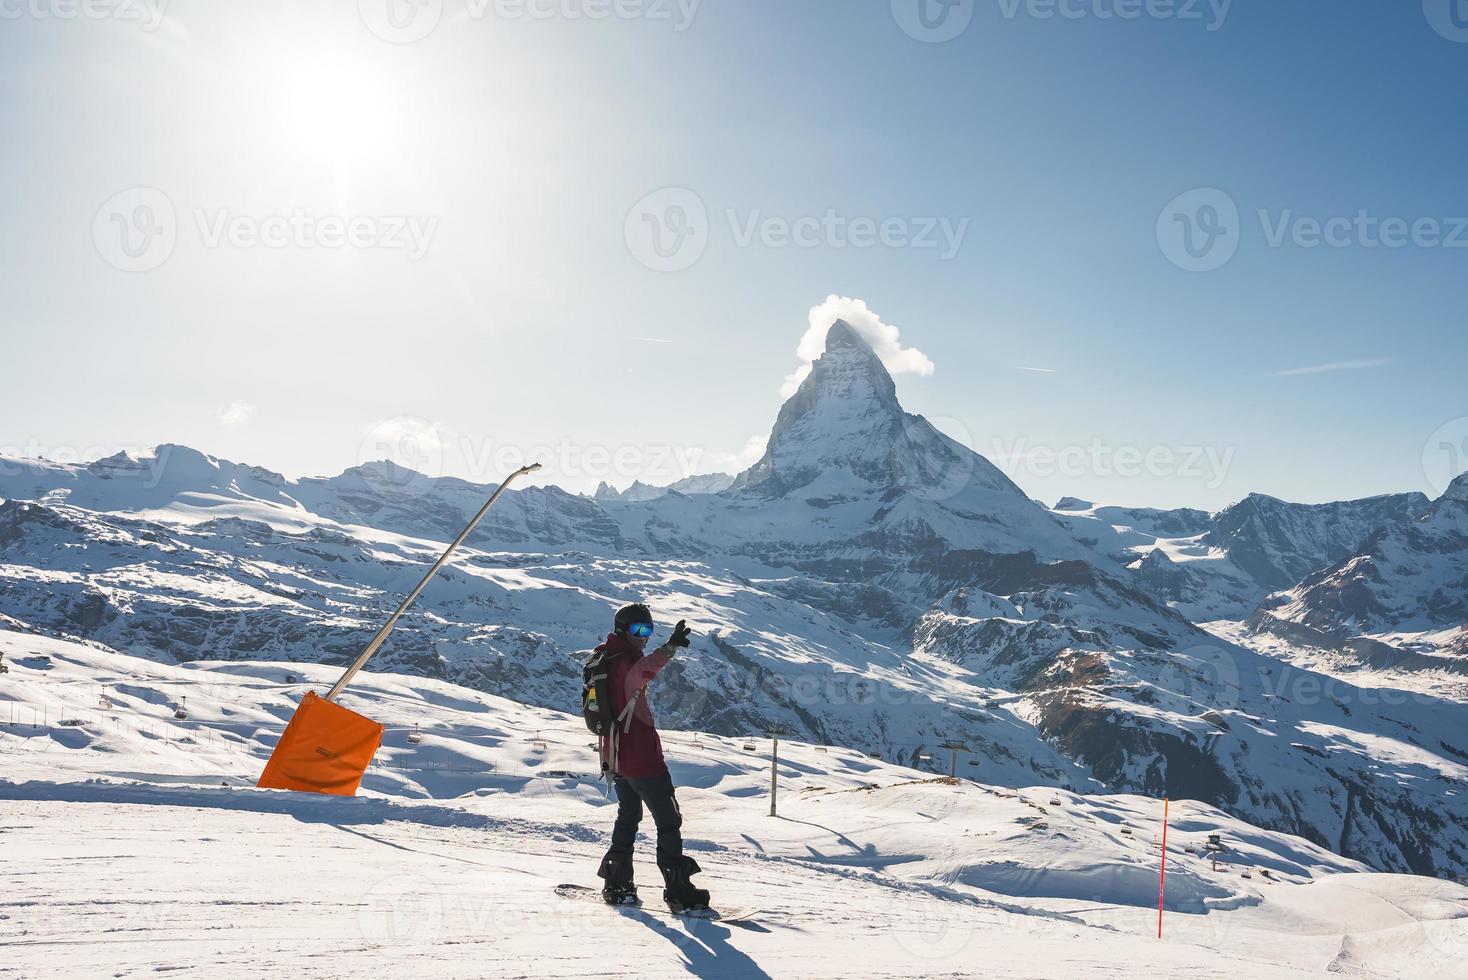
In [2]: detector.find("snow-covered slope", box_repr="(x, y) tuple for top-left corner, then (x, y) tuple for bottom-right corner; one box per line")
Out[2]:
(6, 632), (1468, 979)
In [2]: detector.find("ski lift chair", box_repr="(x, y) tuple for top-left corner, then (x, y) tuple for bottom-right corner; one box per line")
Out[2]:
(407, 725), (424, 745)
(742, 741), (756, 752)
(173, 697), (189, 721)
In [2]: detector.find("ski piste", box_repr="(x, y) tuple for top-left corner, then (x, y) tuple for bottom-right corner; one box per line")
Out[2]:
(553, 884), (762, 928)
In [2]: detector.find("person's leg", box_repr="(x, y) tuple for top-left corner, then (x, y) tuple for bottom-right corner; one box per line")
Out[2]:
(628, 770), (683, 869)
(606, 775), (644, 860)
(599, 776), (643, 900)
(630, 771), (709, 911)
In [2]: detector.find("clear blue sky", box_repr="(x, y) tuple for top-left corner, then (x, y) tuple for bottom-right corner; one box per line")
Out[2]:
(2, 0), (1465, 509)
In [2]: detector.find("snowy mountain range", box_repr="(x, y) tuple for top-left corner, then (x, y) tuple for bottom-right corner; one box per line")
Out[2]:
(1252, 473), (1468, 666)
(2, 319), (1466, 882)
(1054, 491), (1433, 622)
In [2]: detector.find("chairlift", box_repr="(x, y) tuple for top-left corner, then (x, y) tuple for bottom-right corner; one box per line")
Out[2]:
(98, 688), (112, 710)
(742, 741), (757, 752)
(917, 752), (933, 763)
(173, 697), (188, 721)
(407, 724), (424, 745)
(1240, 870), (1252, 880)
(868, 752), (882, 761)
(814, 746), (827, 754)
(1049, 798), (1062, 806)
(967, 760), (979, 767)
(1120, 827), (1133, 836)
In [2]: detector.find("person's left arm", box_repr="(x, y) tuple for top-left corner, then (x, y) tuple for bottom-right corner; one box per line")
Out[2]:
(625, 620), (692, 688)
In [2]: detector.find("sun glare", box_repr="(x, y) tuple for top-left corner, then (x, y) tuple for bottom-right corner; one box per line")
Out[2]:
(254, 48), (405, 188)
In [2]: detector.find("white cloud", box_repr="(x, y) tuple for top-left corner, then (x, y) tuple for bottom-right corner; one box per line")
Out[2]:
(215, 401), (256, 426)
(715, 434), (768, 472)
(1267, 358), (1394, 378)
(781, 296), (935, 397)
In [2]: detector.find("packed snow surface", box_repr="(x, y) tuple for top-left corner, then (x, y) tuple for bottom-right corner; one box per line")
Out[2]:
(4, 632), (1467, 978)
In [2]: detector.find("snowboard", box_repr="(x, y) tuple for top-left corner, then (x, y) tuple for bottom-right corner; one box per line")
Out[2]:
(553, 884), (761, 927)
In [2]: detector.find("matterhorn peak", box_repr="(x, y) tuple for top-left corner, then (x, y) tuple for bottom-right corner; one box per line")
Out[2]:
(732, 319), (909, 492)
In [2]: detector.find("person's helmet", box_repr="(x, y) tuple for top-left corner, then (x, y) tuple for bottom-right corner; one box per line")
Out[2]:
(613, 602), (654, 635)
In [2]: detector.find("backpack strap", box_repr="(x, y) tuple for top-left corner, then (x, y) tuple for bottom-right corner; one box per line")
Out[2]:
(617, 688), (642, 734)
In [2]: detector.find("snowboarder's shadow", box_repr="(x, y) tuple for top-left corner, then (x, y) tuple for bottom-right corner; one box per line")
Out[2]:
(621, 908), (772, 979)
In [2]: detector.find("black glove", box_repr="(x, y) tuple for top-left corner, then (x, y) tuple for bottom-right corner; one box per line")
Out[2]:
(667, 620), (692, 649)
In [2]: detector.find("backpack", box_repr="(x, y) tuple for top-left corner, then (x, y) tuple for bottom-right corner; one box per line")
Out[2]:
(581, 648), (621, 736)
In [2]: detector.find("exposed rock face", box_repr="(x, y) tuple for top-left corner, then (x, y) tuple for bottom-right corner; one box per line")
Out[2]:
(1055, 490), (1432, 621)
(1204, 491), (1432, 593)
(1252, 473), (1468, 671)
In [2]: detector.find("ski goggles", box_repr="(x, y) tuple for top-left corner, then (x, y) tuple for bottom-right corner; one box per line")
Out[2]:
(626, 622), (655, 639)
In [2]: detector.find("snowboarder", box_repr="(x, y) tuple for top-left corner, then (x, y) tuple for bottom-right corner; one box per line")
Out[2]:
(590, 602), (710, 913)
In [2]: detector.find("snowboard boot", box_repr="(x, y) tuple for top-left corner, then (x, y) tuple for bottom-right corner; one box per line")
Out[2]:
(659, 855), (710, 914)
(597, 855), (640, 906)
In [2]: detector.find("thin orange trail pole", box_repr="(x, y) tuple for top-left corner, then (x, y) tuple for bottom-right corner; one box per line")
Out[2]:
(1157, 797), (1170, 939)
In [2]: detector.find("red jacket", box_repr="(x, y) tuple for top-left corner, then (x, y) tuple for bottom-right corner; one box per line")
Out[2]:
(597, 631), (675, 779)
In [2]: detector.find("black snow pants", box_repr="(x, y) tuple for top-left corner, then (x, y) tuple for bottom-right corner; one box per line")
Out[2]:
(604, 770), (684, 873)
